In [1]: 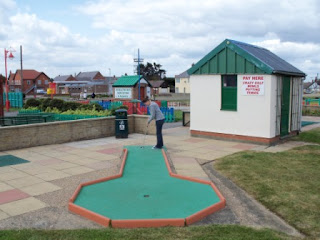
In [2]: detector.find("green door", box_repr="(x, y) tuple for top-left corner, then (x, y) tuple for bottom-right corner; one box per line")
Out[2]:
(280, 76), (291, 137)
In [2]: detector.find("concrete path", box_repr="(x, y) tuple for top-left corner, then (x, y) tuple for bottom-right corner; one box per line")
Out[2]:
(0, 125), (315, 236)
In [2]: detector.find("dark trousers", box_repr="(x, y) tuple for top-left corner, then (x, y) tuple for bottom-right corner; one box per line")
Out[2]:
(156, 119), (165, 148)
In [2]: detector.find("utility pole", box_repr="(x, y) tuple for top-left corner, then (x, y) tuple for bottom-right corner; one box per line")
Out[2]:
(20, 45), (23, 94)
(133, 49), (143, 100)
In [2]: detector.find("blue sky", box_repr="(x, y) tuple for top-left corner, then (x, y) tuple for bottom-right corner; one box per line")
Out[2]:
(1, 0), (319, 80)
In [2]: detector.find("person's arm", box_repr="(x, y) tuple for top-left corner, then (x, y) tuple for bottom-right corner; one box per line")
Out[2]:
(148, 104), (156, 124)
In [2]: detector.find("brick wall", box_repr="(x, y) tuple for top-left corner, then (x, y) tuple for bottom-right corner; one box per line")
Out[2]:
(0, 115), (154, 151)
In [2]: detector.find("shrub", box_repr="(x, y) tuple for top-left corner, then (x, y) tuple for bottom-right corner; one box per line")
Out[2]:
(90, 103), (103, 111)
(111, 105), (128, 115)
(44, 107), (61, 114)
(62, 101), (81, 111)
(79, 103), (103, 111)
(24, 98), (41, 108)
(40, 98), (52, 111)
(49, 99), (65, 111)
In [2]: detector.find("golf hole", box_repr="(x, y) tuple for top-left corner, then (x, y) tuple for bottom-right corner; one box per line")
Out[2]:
(144, 195), (149, 198)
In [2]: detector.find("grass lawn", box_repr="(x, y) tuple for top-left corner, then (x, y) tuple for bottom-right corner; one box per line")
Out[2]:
(174, 110), (183, 122)
(214, 145), (320, 238)
(293, 127), (320, 144)
(0, 225), (292, 240)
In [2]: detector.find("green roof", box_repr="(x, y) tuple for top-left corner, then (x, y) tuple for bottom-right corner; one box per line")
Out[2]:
(187, 39), (305, 77)
(113, 75), (143, 87)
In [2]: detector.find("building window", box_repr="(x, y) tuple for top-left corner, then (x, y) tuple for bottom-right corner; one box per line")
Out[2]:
(38, 80), (42, 85)
(45, 80), (48, 85)
(221, 75), (237, 111)
(27, 80), (31, 85)
(176, 78), (180, 83)
(175, 87), (179, 93)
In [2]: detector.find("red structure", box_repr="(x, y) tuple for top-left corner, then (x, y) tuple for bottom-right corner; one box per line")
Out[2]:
(4, 48), (14, 111)
(0, 75), (4, 117)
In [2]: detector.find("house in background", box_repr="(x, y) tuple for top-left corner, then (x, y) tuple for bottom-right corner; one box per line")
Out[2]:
(8, 69), (50, 95)
(303, 79), (320, 93)
(53, 75), (77, 94)
(112, 75), (151, 100)
(175, 70), (190, 93)
(188, 39), (305, 145)
(150, 80), (170, 95)
(75, 71), (108, 94)
(53, 75), (76, 82)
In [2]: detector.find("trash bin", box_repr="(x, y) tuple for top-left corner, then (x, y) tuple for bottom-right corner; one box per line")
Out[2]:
(115, 109), (128, 138)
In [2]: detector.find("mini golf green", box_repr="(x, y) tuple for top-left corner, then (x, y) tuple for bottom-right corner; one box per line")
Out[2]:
(70, 146), (225, 227)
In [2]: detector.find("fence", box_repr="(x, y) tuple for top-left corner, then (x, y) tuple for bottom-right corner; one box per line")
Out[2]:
(0, 115), (55, 126)
(91, 100), (123, 110)
(303, 98), (320, 106)
(17, 99), (175, 124)
(168, 101), (190, 108)
(17, 109), (106, 124)
(91, 100), (174, 122)
(3, 92), (23, 108)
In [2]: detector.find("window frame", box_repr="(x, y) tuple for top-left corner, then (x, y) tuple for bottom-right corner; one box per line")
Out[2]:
(221, 75), (237, 111)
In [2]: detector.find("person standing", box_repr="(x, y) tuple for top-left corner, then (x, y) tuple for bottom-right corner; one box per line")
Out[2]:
(142, 96), (165, 149)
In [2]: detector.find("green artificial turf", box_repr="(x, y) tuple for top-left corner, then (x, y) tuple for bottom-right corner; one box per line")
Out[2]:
(74, 146), (221, 220)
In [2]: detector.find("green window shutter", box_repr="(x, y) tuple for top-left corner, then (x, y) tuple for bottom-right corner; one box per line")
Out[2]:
(221, 75), (237, 111)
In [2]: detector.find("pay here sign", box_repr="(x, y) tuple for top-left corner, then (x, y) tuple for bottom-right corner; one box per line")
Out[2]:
(241, 75), (264, 96)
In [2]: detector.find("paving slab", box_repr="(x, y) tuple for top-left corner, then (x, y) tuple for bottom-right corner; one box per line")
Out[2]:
(35, 170), (71, 181)
(0, 171), (29, 181)
(0, 189), (30, 205)
(20, 182), (61, 196)
(0, 182), (14, 192)
(0, 197), (46, 216)
(6, 176), (44, 188)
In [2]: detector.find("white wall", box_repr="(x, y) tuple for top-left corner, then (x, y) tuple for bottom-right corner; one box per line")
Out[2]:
(190, 74), (277, 138)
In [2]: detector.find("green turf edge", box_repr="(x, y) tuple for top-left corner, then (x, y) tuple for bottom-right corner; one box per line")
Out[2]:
(0, 225), (297, 240)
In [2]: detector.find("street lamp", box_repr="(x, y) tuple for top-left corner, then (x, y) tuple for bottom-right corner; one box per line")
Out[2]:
(4, 48), (14, 112)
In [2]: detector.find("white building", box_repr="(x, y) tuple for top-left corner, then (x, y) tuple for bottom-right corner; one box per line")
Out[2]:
(188, 39), (306, 145)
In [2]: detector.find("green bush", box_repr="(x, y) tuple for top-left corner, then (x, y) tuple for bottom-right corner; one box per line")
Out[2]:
(49, 99), (65, 111)
(40, 98), (52, 111)
(62, 101), (81, 111)
(61, 108), (111, 116)
(90, 103), (103, 111)
(111, 105), (128, 115)
(24, 98), (41, 108)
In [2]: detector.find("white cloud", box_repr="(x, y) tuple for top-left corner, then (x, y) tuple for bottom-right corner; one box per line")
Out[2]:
(0, 0), (319, 80)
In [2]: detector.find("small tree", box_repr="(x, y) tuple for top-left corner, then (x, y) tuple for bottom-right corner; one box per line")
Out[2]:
(138, 62), (166, 80)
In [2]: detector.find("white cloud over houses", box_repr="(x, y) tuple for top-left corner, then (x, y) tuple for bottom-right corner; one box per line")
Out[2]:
(0, 0), (319, 80)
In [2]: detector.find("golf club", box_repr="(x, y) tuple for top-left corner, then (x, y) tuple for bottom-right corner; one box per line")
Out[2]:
(140, 124), (149, 148)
